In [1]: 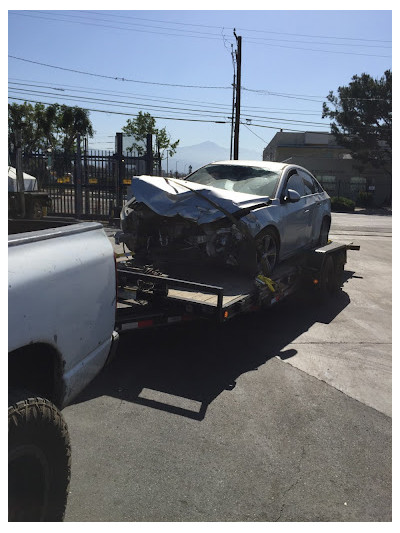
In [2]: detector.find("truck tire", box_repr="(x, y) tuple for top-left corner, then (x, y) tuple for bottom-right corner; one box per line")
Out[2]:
(8, 390), (71, 522)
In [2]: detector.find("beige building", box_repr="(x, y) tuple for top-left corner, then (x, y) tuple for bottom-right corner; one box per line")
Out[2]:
(263, 131), (391, 206)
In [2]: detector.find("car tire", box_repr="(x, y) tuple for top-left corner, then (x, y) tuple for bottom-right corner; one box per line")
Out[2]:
(255, 227), (279, 276)
(318, 218), (331, 247)
(8, 389), (71, 522)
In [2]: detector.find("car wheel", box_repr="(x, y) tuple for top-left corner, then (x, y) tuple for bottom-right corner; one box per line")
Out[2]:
(318, 218), (330, 246)
(256, 228), (279, 276)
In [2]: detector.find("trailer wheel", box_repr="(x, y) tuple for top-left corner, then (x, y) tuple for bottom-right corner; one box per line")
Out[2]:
(256, 228), (279, 276)
(318, 218), (331, 246)
(319, 256), (339, 296)
(8, 390), (71, 522)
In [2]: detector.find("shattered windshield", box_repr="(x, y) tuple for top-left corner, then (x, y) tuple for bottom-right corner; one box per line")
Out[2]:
(184, 164), (281, 197)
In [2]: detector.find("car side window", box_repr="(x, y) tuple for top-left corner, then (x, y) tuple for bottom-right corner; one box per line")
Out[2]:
(285, 173), (305, 197)
(313, 177), (324, 193)
(298, 169), (317, 195)
(300, 169), (325, 194)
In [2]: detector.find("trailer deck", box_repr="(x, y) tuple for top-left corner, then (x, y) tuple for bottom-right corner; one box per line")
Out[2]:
(115, 241), (359, 332)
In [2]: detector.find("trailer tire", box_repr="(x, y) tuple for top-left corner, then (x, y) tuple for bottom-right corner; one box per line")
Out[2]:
(319, 256), (339, 297)
(318, 217), (331, 247)
(8, 389), (71, 522)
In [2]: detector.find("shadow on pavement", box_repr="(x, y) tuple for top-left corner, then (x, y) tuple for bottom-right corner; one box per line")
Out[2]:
(71, 286), (351, 420)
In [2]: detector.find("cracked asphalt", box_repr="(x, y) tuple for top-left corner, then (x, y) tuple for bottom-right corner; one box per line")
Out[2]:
(64, 211), (392, 522)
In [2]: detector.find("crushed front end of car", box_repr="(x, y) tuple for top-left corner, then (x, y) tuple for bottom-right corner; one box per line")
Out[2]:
(116, 175), (270, 272)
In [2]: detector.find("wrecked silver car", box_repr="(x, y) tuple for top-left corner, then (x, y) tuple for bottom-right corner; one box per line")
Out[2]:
(117, 161), (331, 275)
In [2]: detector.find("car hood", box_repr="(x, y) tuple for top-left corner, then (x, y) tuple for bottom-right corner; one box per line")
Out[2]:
(126, 175), (270, 224)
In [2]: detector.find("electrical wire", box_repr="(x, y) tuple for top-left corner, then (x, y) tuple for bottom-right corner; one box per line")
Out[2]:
(9, 11), (392, 57)
(13, 10), (392, 47)
(8, 87), (331, 127)
(8, 55), (231, 89)
(8, 57), (391, 102)
(8, 96), (331, 133)
(78, 10), (391, 43)
(8, 78), (324, 115)
(10, 11), (236, 43)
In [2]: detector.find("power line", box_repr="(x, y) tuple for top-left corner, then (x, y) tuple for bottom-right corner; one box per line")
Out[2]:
(8, 55), (231, 89)
(8, 96), (331, 134)
(73, 10), (394, 44)
(10, 11), (235, 43)
(34, 10), (392, 49)
(8, 87), (331, 127)
(241, 123), (268, 143)
(243, 39), (390, 58)
(9, 57), (391, 103)
(243, 87), (390, 102)
(9, 11), (392, 56)
(8, 78), (324, 115)
(32, 9), (231, 40)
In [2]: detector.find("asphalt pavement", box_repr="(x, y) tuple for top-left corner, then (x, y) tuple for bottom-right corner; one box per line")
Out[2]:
(63, 211), (392, 522)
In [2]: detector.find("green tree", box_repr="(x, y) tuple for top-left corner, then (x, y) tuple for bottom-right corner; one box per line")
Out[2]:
(58, 105), (94, 152)
(8, 102), (94, 153)
(322, 71), (391, 175)
(122, 111), (179, 159)
(34, 103), (61, 150)
(9, 102), (39, 153)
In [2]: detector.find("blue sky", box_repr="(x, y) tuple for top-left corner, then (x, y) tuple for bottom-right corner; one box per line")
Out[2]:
(8, 6), (392, 163)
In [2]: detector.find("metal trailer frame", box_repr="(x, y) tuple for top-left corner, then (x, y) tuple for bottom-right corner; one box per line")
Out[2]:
(115, 241), (360, 333)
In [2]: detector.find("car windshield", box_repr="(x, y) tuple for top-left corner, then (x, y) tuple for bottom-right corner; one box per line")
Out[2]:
(184, 164), (281, 197)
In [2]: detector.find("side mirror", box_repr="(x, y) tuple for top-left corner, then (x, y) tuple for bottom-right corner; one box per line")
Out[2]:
(284, 189), (301, 203)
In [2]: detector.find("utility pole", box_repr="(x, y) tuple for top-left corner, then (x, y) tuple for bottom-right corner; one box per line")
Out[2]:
(233, 30), (242, 160)
(230, 42), (236, 160)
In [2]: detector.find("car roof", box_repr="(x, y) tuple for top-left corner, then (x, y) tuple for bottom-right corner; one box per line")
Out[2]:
(208, 160), (288, 171)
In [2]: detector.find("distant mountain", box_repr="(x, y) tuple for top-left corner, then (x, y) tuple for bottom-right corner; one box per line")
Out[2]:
(165, 141), (262, 173)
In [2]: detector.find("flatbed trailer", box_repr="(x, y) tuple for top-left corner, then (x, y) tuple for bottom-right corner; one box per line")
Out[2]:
(115, 241), (359, 332)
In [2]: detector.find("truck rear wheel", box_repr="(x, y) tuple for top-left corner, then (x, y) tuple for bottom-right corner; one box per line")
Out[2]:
(8, 390), (71, 521)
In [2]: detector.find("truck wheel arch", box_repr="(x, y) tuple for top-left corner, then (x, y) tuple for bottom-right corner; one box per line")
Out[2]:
(8, 343), (65, 409)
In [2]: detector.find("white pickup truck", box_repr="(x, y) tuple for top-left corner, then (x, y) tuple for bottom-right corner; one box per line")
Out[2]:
(8, 218), (119, 521)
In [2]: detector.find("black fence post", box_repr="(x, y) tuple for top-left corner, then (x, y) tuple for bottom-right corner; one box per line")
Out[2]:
(115, 132), (124, 214)
(84, 136), (90, 216)
(75, 134), (83, 217)
(15, 131), (26, 217)
(145, 133), (153, 175)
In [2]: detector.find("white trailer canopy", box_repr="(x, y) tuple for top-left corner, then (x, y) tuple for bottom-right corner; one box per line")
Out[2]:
(8, 166), (38, 192)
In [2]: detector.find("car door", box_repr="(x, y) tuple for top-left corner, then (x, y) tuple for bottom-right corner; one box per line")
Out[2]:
(298, 169), (327, 244)
(279, 170), (310, 258)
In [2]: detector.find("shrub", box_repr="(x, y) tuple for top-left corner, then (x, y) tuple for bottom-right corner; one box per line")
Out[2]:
(330, 196), (355, 212)
(357, 191), (374, 207)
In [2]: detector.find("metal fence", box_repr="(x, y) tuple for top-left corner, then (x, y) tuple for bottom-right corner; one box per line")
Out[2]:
(9, 134), (160, 220)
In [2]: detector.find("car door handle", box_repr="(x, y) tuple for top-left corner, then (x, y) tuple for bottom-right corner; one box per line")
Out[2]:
(304, 208), (310, 213)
